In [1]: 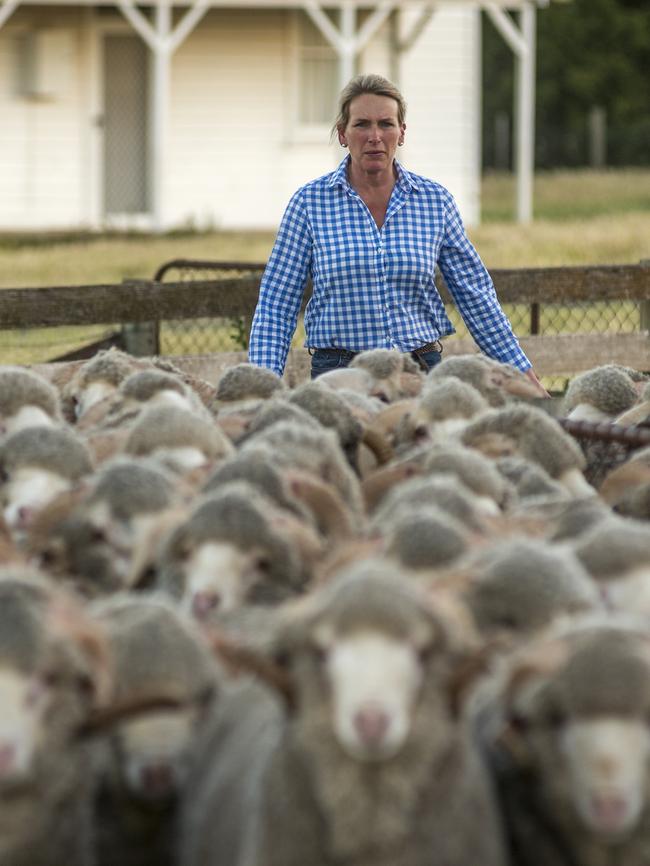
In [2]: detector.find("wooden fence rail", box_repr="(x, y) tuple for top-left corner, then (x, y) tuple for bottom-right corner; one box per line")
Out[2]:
(1, 261), (649, 377)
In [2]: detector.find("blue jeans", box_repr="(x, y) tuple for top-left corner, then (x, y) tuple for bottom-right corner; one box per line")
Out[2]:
(310, 347), (442, 380)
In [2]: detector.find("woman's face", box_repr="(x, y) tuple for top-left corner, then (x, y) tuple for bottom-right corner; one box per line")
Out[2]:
(339, 93), (405, 177)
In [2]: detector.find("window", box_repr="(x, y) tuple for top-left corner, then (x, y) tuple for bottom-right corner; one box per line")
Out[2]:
(297, 11), (339, 126)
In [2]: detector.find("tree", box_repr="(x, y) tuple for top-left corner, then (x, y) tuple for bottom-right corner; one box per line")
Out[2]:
(482, 0), (650, 168)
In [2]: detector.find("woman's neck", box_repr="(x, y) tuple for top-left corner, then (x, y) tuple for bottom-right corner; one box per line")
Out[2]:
(347, 160), (397, 196)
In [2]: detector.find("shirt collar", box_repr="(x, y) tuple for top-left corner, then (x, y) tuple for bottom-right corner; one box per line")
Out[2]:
(328, 154), (419, 193)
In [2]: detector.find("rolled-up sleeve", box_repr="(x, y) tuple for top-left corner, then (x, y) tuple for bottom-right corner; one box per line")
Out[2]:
(248, 191), (312, 375)
(437, 192), (531, 371)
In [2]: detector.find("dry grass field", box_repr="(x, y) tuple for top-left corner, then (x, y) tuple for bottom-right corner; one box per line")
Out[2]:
(0, 168), (648, 365)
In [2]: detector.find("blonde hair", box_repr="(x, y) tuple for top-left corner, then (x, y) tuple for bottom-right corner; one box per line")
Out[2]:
(332, 74), (407, 139)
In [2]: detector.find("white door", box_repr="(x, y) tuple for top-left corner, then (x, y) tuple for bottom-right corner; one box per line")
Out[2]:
(102, 34), (150, 220)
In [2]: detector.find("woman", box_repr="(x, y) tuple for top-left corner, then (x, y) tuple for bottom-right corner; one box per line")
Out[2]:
(248, 73), (547, 393)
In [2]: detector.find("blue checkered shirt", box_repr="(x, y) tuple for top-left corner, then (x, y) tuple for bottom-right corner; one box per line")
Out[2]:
(248, 156), (531, 375)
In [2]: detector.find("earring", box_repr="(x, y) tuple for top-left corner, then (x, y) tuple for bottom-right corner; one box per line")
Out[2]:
(340, 142), (347, 148)
(398, 139), (404, 146)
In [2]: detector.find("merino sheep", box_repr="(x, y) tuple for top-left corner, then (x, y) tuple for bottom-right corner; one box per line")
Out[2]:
(571, 518), (650, 614)
(349, 348), (424, 402)
(600, 457), (650, 521)
(423, 443), (513, 514)
(562, 364), (640, 422)
(370, 474), (489, 534)
(60, 348), (147, 422)
(0, 571), (110, 866)
(480, 618), (650, 866)
(462, 537), (600, 638)
(90, 594), (220, 866)
(616, 381), (650, 427)
(461, 403), (595, 497)
(213, 362), (286, 406)
(181, 562), (508, 866)
(496, 455), (570, 503)
(124, 404), (234, 473)
(426, 354), (543, 406)
(154, 482), (312, 620)
(77, 369), (213, 432)
(382, 505), (470, 572)
(241, 419), (365, 524)
(0, 425), (94, 535)
(287, 383), (366, 472)
(411, 377), (490, 445)
(25, 457), (180, 596)
(0, 366), (63, 436)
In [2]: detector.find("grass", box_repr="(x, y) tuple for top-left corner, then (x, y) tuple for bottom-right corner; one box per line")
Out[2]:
(0, 168), (648, 365)
(482, 168), (650, 223)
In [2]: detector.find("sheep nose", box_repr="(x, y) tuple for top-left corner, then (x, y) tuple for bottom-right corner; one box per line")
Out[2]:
(16, 506), (34, 528)
(192, 591), (221, 619)
(353, 705), (390, 745)
(0, 742), (17, 776)
(590, 792), (629, 830)
(139, 762), (175, 798)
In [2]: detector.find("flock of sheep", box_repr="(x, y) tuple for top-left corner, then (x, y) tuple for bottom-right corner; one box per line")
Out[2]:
(0, 346), (650, 866)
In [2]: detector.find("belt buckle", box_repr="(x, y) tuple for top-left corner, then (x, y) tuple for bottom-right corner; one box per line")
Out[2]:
(414, 340), (442, 356)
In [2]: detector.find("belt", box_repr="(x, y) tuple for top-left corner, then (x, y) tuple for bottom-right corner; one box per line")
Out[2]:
(310, 341), (442, 358)
(411, 340), (443, 357)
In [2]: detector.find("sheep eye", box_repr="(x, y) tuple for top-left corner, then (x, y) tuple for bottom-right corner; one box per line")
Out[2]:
(416, 643), (434, 664)
(508, 712), (530, 734)
(76, 673), (95, 698)
(176, 541), (192, 561)
(42, 670), (62, 689)
(545, 707), (567, 730)
(39, 549), (58, 568)
(312, 645), (329, 666)
(255, 555), (272, 575)
(274, 650), (292, 670)
(90, 527), (107, 544)
(195, 685), (217, 713)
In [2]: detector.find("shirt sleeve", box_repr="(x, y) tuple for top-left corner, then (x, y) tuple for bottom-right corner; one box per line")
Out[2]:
(248, 190), (312, 375)
(437, 191), (531, 372)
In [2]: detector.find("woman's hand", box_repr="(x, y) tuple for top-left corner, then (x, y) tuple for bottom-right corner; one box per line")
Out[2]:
(524, 367), (551, 398)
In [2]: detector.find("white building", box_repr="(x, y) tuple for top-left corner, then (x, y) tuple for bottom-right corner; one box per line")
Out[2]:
(0, 0), (543, 232)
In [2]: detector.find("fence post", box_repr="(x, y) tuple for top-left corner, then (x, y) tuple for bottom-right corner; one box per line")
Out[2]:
(120, 277), (160, 356)
(640, 259), (650, 330)
(588, 106), (607, 169)
(121, 321), (160, 356)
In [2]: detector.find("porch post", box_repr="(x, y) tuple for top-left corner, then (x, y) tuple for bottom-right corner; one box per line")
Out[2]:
(515, 0), (536, 223)
(0, 0), (21, 31)
(483, 0), (536, 223)
(339, 3), (356, 91)
(151, 0), (171, 233)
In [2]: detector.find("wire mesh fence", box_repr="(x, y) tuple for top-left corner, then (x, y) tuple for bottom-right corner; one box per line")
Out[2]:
(559, 417), (650, 490)
(0, 260), (646, 386)
(153, 259), (267, 356)
(154, 259), (650, 394)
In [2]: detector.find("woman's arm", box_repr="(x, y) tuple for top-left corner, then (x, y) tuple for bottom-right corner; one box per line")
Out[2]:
(437, 191), (532, 372)
(248, 191), (312, 376)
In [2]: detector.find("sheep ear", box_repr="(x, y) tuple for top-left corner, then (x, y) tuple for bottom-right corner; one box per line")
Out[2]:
(398, 372), (424, 397)
(445, 636), (508, 720)
(492, 713), (534, 772)
(46, 593), (113, 707)
(206, 628), (297, 713)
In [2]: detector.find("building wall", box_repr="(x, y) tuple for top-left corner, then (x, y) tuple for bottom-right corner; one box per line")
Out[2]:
(0, 6), (91, 229)
(0, 2), (481, 231)
(397, 4), (481, 224)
